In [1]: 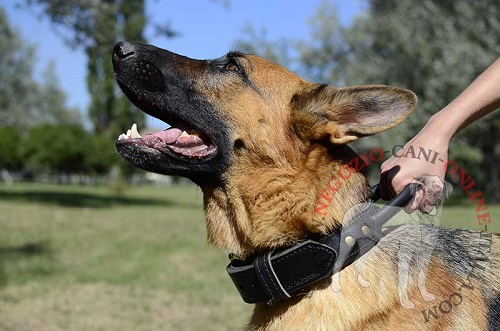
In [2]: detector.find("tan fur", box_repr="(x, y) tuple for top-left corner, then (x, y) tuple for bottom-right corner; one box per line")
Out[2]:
(249, 258), (474, 330)
(200, 57), (413, 257)
(117, 46), (499, 330)
(194, 55), (498, 330)
(247, 238), (493, 331)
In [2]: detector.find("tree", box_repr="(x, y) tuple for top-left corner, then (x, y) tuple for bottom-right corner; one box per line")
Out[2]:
(325, 0), (500, 199)
(0, 8), (35, 129)
(85, 0), (147, 137)
(25, 0), (176, 138)
(85, 134), (117, 175)
(37, 62), (82, 125)
(0, 8), (78, 130)
(19, 124), (89, 174)
(238, 0), (500, 200)
(0, 127), (23, 171)
(237, 24), (295, 70)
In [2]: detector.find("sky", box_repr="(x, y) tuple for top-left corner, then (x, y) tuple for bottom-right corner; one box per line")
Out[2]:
(2, 0), (363, 129)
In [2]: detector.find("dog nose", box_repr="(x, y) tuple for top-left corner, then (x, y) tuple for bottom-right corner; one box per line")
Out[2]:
(113, 41), (135, 59)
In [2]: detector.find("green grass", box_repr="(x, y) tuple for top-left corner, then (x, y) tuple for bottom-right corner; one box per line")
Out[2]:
(0, 182), (251, 331)
(0, 182), (498, 330)
(385, 200), (500, 233)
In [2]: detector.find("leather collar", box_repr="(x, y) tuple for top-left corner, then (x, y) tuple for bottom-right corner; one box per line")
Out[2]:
(226, 184), (417, 305)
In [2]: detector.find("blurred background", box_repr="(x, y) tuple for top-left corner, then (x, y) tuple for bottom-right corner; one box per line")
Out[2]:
(0, 1), (498, 330)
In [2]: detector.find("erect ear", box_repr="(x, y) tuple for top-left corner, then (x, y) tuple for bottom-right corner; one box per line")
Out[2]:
(291, 84), (417, 144)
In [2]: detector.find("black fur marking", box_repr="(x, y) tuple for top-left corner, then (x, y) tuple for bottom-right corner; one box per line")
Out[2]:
(234, 139), (245, 150)
(488, 296), (500, 331)
(437, 229), (475, 279)
(112, 42), (232, 185)
(226, 51), (245, 58)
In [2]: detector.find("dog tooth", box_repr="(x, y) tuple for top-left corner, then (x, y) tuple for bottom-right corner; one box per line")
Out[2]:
(130, 123), (142, 138)
(180, 131), (190, 138)
(126, 129), (132, 137)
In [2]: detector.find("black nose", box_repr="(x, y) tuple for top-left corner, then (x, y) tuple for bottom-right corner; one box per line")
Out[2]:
(113, 41), (135, 59)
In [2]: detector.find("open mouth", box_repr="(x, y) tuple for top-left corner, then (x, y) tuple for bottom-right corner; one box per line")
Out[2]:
(117, 122), (218, 161)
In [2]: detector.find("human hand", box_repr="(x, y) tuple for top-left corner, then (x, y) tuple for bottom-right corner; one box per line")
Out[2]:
(379, 58), (500, 212)
(379, 130), (449, 212)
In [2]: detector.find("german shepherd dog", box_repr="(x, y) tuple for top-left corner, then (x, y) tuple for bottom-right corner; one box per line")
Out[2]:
(112, 41), (499, 330)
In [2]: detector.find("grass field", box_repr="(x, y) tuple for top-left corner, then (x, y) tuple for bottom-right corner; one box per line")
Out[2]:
(0, 182), (498, 330)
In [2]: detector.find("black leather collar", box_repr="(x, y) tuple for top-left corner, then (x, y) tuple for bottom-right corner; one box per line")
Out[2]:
(226, 184), (417, 305)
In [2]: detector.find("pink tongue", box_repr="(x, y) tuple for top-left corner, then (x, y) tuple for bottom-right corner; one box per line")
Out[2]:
(147, 125), (208, 148)
(153, 128), (183, 144)
(175, 134), (205, 147)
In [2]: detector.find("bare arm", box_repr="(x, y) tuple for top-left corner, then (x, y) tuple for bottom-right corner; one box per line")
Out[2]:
(380, 57), (500, 209)
(430, 57), (500, 140)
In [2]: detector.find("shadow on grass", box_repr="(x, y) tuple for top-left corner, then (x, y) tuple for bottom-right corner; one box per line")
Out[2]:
(0, 189), (199, 209)
(0, 241), (58, 287)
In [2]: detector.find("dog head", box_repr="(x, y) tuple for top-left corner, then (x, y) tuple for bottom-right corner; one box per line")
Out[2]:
(112, 42), (416, 255)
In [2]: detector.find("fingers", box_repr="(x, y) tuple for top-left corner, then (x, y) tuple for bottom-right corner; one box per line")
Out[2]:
(379, 164), (419, 201)
(403, 184), (423, 213)
(404, 176), (446, 214)
(379, 165), (400, 201)
(380, 158), (447, 214)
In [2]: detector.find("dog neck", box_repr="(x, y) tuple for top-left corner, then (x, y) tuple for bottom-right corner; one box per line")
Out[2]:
(201, 145), (370, 258)
(200, 145), (377, 329)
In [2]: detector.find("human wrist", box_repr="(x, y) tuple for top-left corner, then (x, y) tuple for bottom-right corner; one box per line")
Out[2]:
(422, 111), (454, 145)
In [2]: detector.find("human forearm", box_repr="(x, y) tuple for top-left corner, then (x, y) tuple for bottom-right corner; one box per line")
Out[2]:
(425, 57), (500, 142)
(380, 57), (499, 206)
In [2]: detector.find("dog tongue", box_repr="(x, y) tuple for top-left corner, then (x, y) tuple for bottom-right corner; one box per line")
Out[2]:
(175, 132), (205, 147)
(148, 124), (208, 148)
(153, 128), (183, 144)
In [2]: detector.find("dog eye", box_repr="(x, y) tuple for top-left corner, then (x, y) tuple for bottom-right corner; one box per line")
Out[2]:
(224, 62), (239, 71)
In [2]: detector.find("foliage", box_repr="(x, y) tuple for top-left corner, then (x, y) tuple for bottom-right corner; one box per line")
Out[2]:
(238, 0), (500, 200)
(0, 8), (79, 130)
(0, 124), (119, 176)
(24, 0), (177, 138)
(38, 62), (82, 124)
(236, 24), (295, 69)
(19, 124), (89, 173)
(0, 127), (23, 171)
(85, 134), (117, 174)
(85, 0), (147, 137)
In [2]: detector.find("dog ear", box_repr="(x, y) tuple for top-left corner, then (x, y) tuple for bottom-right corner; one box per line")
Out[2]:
(291, 84), (417, 144)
